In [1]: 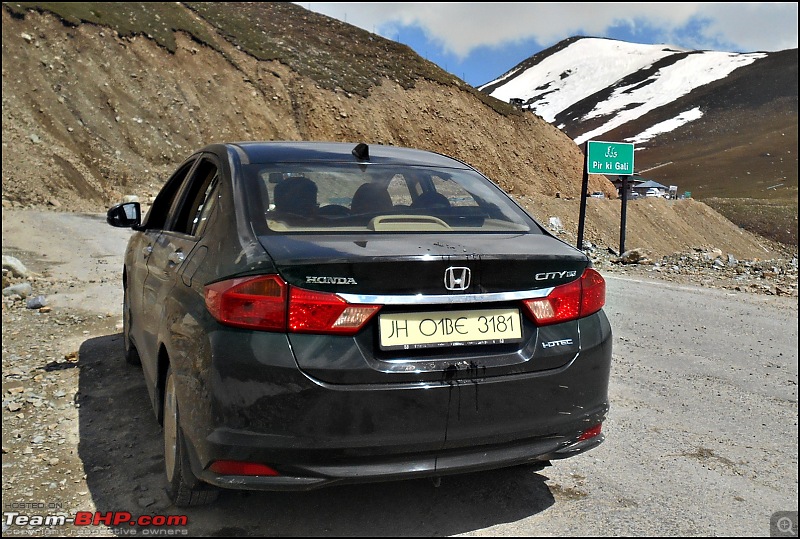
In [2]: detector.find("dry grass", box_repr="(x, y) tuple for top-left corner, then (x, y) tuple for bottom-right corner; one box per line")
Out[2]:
(632, 109), (797, 248)
(704, 197), (798, 246)
(5, 1), (516, 113)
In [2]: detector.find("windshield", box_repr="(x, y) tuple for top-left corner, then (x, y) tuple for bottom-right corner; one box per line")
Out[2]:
(243, 163), (537, 234)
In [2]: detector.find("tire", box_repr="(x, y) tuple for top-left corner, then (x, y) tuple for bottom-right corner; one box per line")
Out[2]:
(163, 367), (219, 507)
(122, 284), (141, 366)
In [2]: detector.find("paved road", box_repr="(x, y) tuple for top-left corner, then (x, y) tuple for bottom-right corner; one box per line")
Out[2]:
(86, 251), (798, 536)
(3, 211), (798, 536)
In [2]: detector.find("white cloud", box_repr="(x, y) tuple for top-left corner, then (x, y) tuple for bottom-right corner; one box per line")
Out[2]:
(302, 2), (798, 58)
(692, 3), (799, 52)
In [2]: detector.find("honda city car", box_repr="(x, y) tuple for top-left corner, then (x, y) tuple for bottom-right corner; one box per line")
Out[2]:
(106, 141), (612, 506)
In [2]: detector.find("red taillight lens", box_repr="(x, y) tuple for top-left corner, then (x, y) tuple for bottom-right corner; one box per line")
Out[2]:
(523, 268), (606, 326)
(205, 275), (380, 334)
(205, 275), (287, 331)
(289, 287), (380, 335)
(579, 267), (606, 317)
(577, 423), (603, 441)
(209, 460), (280, 476)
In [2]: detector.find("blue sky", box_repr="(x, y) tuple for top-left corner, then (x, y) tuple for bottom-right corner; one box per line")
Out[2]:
(299, 2), (798, 87)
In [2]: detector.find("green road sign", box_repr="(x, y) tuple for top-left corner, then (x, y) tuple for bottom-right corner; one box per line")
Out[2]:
(587, 141), (634, 175)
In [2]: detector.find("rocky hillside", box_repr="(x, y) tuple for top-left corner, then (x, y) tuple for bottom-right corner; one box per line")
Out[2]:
(0, 3), (792, 260)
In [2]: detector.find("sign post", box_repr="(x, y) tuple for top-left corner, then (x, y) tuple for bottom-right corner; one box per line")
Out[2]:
(578, 141), (635, 253)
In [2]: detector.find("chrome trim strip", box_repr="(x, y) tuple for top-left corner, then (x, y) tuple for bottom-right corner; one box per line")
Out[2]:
(338, 288), (553, 305)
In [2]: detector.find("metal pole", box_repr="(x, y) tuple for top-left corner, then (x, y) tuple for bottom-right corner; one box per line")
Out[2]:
(620, 175), (628, 254)
(576, 143), (589, 250)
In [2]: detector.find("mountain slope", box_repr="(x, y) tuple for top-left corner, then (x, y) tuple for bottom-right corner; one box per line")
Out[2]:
(481, 37), (798, 245)
(0, 4), (790, 259)
(1, 3), (609, 207)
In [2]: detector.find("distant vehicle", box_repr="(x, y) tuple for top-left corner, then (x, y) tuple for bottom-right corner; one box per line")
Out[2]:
(106, 141), (612, 507)
(590, 192), (605, 199)
(645, 188), (660, 198)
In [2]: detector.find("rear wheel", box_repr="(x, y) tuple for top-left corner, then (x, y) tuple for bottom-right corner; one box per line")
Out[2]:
(163, 367), (218, 506)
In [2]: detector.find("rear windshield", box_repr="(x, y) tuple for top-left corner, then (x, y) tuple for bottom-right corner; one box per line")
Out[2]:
(243, 163), (537, 234)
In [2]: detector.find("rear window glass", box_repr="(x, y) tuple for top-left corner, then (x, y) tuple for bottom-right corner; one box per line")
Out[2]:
(243, 164), (536, 234)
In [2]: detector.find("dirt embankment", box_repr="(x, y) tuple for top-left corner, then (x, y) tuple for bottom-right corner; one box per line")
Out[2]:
(1, 8), (792, 262)
(521, 195), (789, 260)
(1, 9), (610, 210)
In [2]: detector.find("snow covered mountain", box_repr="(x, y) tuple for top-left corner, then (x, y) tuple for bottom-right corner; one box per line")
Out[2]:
(480, 36), (795, 144)
(481, 37), (770, 145)
(479, 37), (797, 246)
(478, 36), (797, 211)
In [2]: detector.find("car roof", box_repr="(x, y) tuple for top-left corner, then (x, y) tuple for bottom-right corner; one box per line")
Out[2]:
(215, 141), (472, 169)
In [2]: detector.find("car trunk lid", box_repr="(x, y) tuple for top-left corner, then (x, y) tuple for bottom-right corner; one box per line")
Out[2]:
(258, 233), (589, 384)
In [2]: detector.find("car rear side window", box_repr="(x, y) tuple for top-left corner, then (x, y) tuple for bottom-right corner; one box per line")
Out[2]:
(244, 164), (536, 234)
(168, 158), (220, 236)
(190, 177), (220, 237)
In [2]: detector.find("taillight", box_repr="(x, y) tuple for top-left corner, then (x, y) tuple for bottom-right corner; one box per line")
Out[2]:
(205, 275), (287, 331)
(204, 275), (380, 334)
(577, 423), (603, 441)
(522, 268), (606, 326)
(288, 287), (380, 335)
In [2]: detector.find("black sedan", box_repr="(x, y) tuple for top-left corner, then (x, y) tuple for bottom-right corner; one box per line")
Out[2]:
(107, 141), (612, 506)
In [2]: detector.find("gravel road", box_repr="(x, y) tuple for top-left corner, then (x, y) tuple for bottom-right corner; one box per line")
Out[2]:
(2, 210), (797, 537)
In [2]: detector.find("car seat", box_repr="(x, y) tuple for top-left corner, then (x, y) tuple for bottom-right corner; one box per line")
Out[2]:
(273, 177), (318, 216)
(351, 183), (393, 214)
(411, 191), (451, 209)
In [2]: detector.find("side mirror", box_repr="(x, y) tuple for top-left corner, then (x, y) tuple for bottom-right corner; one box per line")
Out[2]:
(107, 202), (141, 228)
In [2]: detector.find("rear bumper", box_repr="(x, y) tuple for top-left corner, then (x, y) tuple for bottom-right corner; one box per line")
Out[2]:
(196, 417), (606, 491)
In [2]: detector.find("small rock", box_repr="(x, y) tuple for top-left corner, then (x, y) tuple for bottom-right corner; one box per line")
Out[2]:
(3, 282), (33, 298)
(2, 255), (30, 278)
(26, 295), (48, 309)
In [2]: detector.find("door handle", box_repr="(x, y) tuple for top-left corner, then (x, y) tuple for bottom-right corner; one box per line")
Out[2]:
(168, 251), (186, 266)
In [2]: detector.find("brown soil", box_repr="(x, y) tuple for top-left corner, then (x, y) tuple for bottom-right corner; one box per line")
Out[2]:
(4, 8), (788, 262)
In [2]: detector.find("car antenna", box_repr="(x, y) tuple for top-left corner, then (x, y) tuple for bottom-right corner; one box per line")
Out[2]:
(352, 143), (369, 161)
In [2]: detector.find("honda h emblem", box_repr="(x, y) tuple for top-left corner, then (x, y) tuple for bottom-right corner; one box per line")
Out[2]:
(444, 267), (471, 291)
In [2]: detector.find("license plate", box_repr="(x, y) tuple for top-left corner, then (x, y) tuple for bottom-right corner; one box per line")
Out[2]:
(379, 308), (522, 350)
